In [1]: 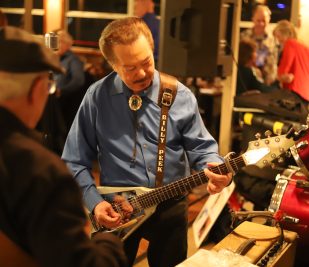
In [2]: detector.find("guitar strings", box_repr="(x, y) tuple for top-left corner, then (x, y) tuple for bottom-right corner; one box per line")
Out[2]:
(136, 155), (245, 208)
(109, 155), (245, 213)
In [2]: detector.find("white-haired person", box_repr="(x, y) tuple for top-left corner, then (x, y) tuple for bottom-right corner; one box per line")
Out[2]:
(240, 4), (278, 85)
(0, 26), (127, 267)
(54, 29), (85, 132)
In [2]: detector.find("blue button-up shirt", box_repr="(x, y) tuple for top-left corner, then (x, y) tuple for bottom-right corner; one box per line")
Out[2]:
(62, 70), (223, 211)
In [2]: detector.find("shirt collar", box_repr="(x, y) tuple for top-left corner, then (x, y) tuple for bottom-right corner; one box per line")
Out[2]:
(110, 70), (160, 104)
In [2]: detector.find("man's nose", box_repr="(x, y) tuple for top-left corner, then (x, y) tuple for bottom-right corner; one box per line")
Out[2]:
(136, 67), (146, 77)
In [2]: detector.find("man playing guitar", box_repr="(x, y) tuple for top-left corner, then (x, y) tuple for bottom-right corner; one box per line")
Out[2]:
(62, 17), (232, 267)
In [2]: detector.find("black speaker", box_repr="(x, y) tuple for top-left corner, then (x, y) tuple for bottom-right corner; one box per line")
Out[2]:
(158, 0), (238, 78)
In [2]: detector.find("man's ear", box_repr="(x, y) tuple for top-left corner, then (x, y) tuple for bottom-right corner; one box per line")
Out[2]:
(110, 62), (118, 73)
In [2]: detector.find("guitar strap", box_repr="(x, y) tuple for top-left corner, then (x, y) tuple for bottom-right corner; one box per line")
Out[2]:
(0, 231), (39, 267)
(155, 72), (178, 187)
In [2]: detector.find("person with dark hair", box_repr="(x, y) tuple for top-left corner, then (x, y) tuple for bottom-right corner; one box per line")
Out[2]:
(0, 26), (127, 267)
(240, 4), (278, 85)
(274, 19), (309, 102)
(62, 17), (232, 267)
(237, 38), (275, 95)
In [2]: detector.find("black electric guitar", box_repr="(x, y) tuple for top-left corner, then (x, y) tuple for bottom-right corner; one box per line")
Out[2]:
(89, 134), (294, 241)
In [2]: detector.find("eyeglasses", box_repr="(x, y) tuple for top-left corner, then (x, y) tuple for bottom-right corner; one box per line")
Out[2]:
(48, 72), (57, 94)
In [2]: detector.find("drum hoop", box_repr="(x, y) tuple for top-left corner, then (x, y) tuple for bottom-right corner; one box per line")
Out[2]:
(269, 178), (288, 212)
(290, 145), (309, 176)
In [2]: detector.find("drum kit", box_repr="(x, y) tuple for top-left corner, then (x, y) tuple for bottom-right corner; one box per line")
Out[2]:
(228, 122), (309, 266)
(247, 123), (309, 265)
(266, 131), (309, 263)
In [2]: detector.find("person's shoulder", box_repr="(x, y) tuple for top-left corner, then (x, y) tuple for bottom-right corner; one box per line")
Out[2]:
(240, 28), (253, 39)
(67, 49), (84, 63)
(282, 39), (302, 52)
(143, 13), (159, 28)
(239, 65), (253, 75)
(288, 39), (309, 55)
(8, 131), (73, 182)
(173, 79), (197, 107)
(87, 72), (117, 95)
(143, 12), (158, 22)
(287, 38), (300, 47)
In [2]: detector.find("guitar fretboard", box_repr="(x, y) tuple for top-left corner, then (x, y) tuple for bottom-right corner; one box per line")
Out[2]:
(130, 155), (245, 210)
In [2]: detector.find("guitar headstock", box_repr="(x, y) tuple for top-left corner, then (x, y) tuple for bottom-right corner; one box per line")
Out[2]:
(242, 131), (295, 168)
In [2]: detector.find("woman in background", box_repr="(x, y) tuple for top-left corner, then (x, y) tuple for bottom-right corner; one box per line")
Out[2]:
(274, 20), (309, 102)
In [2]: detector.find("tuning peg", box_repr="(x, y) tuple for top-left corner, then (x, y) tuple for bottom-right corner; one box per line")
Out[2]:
(264, 130), (272, 137)
(274, 129), (282, 135)
(286, 127), (295, 139)
(278, 157), (285, 164)
(285, 151), (291, 158)
(293, 125), (308, 141)
(255, 132), (261, 140)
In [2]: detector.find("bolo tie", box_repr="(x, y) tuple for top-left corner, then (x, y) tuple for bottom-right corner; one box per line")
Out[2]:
(128, 94), (143, 168)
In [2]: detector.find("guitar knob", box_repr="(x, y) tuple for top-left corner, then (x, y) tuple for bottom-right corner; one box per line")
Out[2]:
(286, 127), (295, 139)
(264, 130), (272, 137)
(255, 132), (261, 140)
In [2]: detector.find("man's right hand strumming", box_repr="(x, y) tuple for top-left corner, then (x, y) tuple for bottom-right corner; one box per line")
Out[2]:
(94, 198), (133, 229)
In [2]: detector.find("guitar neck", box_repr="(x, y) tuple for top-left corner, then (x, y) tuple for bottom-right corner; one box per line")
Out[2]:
(134, 155), (245, 209)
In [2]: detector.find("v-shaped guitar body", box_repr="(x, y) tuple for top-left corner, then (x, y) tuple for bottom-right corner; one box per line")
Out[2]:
(90, 186), (156, 241)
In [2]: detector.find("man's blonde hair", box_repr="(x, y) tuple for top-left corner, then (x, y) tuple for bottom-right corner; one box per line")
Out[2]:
(99, 17), (154, 64)
(0, 71), (43, 101)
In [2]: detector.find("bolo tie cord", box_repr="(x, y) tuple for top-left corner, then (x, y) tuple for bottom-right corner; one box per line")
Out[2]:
(128, 94), (143, 168)
(130, 111), (138, 168)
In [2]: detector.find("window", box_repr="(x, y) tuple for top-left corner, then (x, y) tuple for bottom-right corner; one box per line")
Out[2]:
(69, 0), (127, 13)
(67, 0), (160, 49)
(241, 0), (292, 23)
(1, 0), (162, 48)
(66, 0), (130, 49)
(68, 18), (112, 48)
(0, 0), (44, 34)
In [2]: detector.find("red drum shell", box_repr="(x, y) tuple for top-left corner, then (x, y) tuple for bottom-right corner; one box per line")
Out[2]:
(269, 170), (309, 246)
